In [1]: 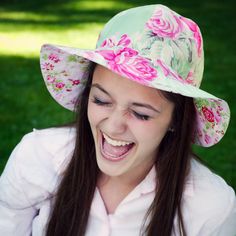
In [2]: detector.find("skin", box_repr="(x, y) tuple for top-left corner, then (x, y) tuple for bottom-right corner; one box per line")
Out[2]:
(87, 65), (174, 213)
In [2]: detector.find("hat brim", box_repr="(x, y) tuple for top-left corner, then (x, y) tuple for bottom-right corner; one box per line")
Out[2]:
(40, 44), (230, 147)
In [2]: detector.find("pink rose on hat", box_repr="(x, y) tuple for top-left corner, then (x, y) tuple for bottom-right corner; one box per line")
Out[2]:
(46, 75), (55, 83)
(204, 134), (212, 145)
(69, 79), (80, 86)
(55, 82), (65, 89)
(180, 16), (202, 56)
(101, 34), (131, 48)
(202, 106), (214, 123)
(98, 47), (156, 84)
(48, 53), (60, 63)
(146, 8), (182, 38)
(42, 62), (54, 71)
(156, 59), (185, 83)
(97, 35), (157, 83)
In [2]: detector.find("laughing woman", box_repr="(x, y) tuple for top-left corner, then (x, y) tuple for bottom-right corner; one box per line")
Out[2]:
(0, 4), (235, 236)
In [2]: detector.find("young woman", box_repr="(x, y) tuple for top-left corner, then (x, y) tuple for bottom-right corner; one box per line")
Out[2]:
(0, 4), (235, 236)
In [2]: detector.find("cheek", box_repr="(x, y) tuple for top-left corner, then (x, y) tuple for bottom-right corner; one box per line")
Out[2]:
(87, 102), (107, 128)
(87, 102), (98, 127)
(130, 120), (169, 147)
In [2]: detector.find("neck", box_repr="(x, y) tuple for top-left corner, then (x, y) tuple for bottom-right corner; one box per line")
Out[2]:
(97, 161), (155, 214)
(98, 161), (154, 189)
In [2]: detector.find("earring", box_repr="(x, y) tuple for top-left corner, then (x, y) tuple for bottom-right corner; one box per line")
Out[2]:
(168, 127), (175, 132)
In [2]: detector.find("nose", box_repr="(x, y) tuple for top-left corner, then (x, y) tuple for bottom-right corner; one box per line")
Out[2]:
(104, 107), (127, 136)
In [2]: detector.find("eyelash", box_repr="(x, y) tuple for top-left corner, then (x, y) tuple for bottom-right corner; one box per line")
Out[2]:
(92, 96), (111, 106)
(92, 96), (151, 121)
(132, 111), (150, 121)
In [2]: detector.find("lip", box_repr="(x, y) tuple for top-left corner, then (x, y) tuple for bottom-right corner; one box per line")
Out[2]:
(99, 131), (135, 162)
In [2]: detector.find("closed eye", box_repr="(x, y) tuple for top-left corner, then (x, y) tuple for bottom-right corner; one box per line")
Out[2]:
(132, 111), (151, 121)
(92, 96), (111, 106)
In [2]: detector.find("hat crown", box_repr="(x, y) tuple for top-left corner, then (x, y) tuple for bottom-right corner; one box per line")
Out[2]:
(96, 4), (204, 88)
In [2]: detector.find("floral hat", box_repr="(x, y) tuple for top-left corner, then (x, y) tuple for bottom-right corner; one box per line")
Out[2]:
(40, 4), (230, 147)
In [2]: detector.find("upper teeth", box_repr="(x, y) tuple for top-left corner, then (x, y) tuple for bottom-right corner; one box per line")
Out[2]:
(103, 133), (133, 146)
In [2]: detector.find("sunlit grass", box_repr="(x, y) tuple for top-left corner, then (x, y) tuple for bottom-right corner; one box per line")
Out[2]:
(0, 11), (58, 21)
(62, 0), (133, 10)
(0, 0), (132, 56)
(0, 25), (102, 56)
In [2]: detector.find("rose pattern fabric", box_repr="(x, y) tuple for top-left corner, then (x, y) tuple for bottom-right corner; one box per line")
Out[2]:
(41, 45), (90, 110)
(101, 34), (131, 48)
(146, 9), (183, 38)
(96, 35), (156, 84)
(180, 16), (203, 57)
(202, 106), (215, 123)
(155, 59), (188, 84)
(98, 48), (157, 84)
(48, 53), (60, 63)
(40, 5), (230, 147)
(144, 7), (203, 86)
(194, 98), (229, 146)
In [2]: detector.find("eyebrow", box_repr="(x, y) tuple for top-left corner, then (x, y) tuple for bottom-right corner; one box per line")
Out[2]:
(91, 83), (110, 96)
(91, 83), (160, 113)
(132, 102), (160, 113)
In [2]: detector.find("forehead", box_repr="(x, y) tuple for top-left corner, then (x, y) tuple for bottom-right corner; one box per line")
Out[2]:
(92, 65), (169, 104)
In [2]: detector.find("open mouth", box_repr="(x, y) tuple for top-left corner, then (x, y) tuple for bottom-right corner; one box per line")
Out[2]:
(100, 132), (135, 162)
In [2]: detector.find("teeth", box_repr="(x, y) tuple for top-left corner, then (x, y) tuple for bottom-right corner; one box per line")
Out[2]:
(103, 133), (133, 146)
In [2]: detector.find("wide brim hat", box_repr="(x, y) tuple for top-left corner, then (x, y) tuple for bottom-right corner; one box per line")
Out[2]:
(40, 4), (230, 147)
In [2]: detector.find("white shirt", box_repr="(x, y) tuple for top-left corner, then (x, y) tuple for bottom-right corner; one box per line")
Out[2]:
(0, 127), (235, 236)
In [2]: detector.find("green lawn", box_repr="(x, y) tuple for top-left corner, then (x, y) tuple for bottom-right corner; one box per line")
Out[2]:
(0, 0), (235, 190)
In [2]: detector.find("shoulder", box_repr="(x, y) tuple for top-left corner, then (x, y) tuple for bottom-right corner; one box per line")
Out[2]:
(183, 158), (236, 235)
(22, 126), (76, 152)
(0, 127), (76, 208)
(16, 126), (76, 173)
(189, 158), (235, 203)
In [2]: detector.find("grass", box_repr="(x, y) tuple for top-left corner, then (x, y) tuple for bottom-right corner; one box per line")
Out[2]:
(0, 0), (236, 190)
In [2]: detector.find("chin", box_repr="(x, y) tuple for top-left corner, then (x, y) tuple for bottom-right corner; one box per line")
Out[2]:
(95, 152), (131, 177)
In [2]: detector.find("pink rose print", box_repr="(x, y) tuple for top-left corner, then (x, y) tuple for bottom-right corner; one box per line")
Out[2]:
(215, 109), (222, 124)
(69, 97), (77, 106)
(156, 59), (185, 83)
(101, 34), (131, 48)
(101, 38), (115, 48)
(98, 47), (156, 83)
(55, 82), (65, 89)
(217, 105), (223, 111)
(202, 106), (214, 122)
(46, 75), (55, 83)
(180, 16), (202, 57)
(116, 34), (131, 47)
(42, 62), (54, 71)
(69, 79), (80, 86)
(197, 129), (203, 139)
(146, 9), (182, 38)
(72, 80), (80, 85)
(48, 53), (60, 63)
(204, 134), (212, 144)
(185, 71), (195, 85)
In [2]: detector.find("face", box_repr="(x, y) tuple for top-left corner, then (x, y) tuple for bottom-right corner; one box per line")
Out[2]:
(87, 65), (174, 181)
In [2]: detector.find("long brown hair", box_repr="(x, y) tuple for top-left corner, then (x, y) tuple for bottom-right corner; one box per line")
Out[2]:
(46, 62), (196, 236)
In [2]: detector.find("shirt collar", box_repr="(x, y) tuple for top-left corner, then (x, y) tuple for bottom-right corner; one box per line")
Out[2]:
(90, 164), (195, 221)
(139, 165), (195, 197)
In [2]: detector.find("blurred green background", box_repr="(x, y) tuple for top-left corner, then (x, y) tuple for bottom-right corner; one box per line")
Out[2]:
(0, 0), (235, 190)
